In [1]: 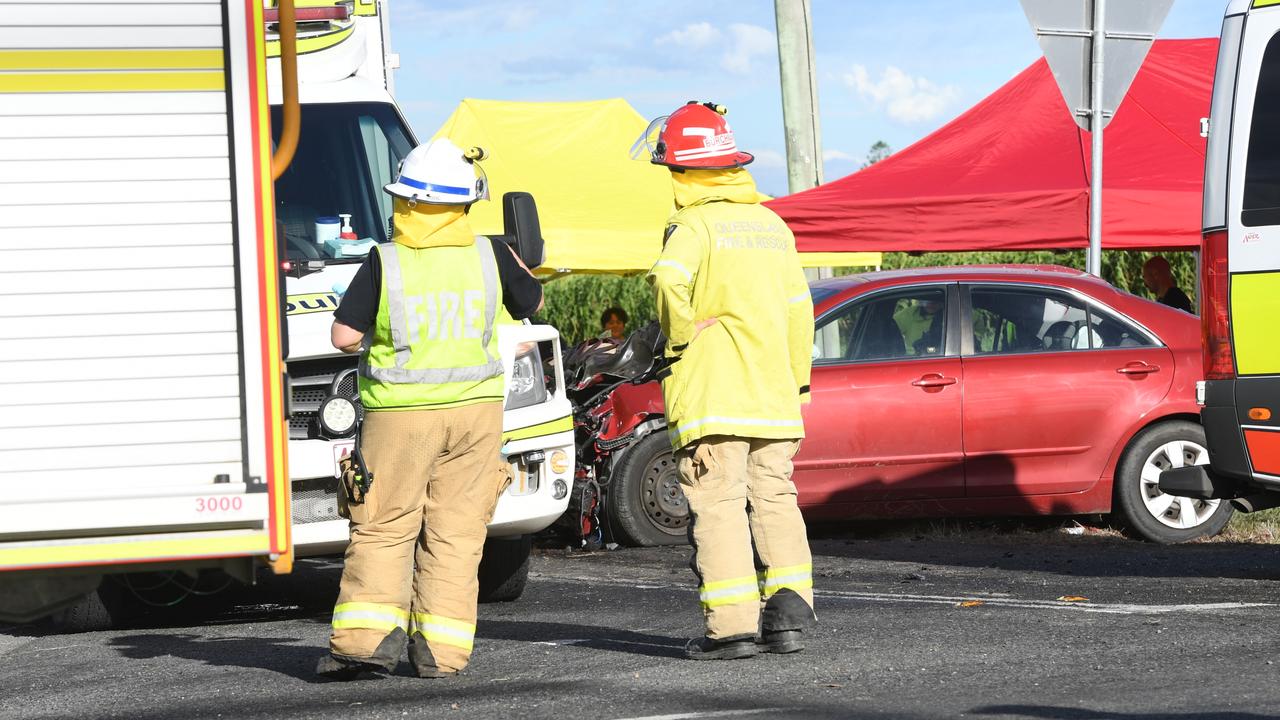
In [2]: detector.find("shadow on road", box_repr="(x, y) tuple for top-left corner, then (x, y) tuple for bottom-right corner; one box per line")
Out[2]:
(108, 632), (326, 682)
(806, 532), (1280, 583)
(973, 705), (1274, 719)
(477, 619), (686, 659)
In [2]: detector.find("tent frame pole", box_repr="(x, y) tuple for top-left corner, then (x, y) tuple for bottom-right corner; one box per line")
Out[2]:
(1088, 0), (1106, 276)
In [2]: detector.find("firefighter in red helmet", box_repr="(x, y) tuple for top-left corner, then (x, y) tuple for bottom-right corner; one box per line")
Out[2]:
(632, 101), (816, 660)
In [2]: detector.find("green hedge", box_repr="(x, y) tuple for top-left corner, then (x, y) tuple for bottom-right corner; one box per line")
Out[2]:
(540, 273), (656, 345)
(538, 250), (1197, 344)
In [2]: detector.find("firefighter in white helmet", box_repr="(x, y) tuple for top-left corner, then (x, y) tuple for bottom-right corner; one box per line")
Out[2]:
(317, 137), (543, 679)
(633, 101), (816, 660)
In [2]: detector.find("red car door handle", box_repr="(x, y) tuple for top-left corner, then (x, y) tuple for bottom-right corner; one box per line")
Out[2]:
(912, 374), (957, 388)
(1116, 363), (1160, 375)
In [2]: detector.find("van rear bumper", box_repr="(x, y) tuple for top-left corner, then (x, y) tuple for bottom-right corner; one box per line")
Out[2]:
(1160, 378), (1280, 498)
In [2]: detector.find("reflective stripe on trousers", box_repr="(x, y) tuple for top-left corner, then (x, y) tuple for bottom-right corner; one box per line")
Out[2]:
(331, 601), (410, 633)
(411, 613), (476, 651)
(363, 237), (502, 385)
(758, 562), (813, 598)
(698, 574), (761, 609)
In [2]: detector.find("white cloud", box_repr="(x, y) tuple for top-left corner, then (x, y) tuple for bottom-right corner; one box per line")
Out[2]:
(654, 22), (774, 76)
(751, 149), (786, 169)
(656, 22), (722, 49)
(822, 149), (857, 162)
(720, 23), (775, 75)
(499, 4), (538, 31)
(844, 65), (959, 123)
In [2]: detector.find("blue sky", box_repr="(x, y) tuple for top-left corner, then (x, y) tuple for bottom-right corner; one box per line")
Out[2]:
(388, 1), (1227, 197)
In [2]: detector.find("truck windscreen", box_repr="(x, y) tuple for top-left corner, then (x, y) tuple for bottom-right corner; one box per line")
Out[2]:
(270, 102), (414, 262)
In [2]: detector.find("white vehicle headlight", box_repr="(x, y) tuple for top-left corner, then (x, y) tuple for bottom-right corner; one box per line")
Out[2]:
(506, 346), (549, 411)
(318, 395), (357, 437)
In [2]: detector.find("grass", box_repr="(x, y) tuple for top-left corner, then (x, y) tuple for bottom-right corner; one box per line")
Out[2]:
(1219, 507), (1280, 543)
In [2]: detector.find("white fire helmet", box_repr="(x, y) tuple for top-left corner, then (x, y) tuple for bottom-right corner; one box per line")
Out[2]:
(384, 138), (489, 205)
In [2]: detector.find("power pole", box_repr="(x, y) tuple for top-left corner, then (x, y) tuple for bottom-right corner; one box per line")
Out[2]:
(774, 0), (828, 282)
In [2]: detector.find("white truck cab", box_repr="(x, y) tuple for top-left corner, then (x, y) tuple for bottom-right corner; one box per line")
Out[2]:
(265, 0), (572, 598)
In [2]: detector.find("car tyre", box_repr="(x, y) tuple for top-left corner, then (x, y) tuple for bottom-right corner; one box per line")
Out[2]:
(607, 431), (689, 547)
(1114, 420), (1233, 543)
(478, 534), (531, 603)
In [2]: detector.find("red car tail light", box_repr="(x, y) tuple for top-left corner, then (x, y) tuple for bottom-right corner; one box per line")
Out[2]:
(1201, 230), (1235, 380)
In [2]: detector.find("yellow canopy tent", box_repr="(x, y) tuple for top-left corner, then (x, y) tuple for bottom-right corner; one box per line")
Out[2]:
(431, 98), (881, 273)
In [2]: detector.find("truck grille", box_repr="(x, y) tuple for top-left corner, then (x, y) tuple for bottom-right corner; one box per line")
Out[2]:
(287, 356), (358, 440)
(292, 478), (342, 524)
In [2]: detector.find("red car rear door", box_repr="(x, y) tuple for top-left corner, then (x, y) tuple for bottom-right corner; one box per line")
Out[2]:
(961, 284), (1174, 497)
(797, 283), (965, 504)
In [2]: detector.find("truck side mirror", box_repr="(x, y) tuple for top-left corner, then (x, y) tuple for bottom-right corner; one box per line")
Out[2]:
(499, 191), (545, 270)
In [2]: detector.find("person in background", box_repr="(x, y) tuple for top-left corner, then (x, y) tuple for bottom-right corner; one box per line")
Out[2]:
(892, 298), (943, 355)
(599, 306), (628, 341)
(636, 101), (816, 661)
(1142, 256), (1193, 313)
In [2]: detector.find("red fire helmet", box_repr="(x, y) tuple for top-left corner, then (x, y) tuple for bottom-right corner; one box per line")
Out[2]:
(630, 101), (754, 170)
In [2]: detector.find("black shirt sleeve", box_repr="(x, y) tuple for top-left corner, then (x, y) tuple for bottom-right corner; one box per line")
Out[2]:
(1161, 287), (1193, 313)
(491, 237), (543, 320)
(333, 252), (380, 333)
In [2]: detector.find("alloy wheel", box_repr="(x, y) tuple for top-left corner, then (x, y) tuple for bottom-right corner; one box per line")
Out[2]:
(1139, 439), (1220, 530)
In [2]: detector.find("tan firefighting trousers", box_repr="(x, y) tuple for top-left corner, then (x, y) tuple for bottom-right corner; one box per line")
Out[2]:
(328, 402), (507, 673)
(677, 436), (815, 639)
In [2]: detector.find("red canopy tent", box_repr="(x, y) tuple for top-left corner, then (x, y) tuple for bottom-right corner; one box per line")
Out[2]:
(767, 38), (1216, 252)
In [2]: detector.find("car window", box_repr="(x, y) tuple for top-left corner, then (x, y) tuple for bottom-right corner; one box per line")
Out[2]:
(970, 287), (1091, 355)
(814, 287), (947, 363)
(1087, 305), (1156, 348)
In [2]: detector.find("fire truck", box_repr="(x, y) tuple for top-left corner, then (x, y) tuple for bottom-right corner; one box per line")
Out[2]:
(0, 0), (296, 625)
(0, 0), (573, 628)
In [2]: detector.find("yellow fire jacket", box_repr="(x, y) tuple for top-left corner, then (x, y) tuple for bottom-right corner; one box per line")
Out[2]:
(647, 168), (814, 450)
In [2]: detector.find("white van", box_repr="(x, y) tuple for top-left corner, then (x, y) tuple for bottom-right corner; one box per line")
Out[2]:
(1159, 0), (1280, 510)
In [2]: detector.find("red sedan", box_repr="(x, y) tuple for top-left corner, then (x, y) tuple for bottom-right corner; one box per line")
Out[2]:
(603, 266), (1225, 546)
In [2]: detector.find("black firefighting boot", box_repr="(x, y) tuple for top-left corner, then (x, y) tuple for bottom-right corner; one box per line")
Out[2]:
(684, 633), (759, 661)
(316, 627), (407, 680)
(408, 634), (460, 679)
(757, 589), (816, 655)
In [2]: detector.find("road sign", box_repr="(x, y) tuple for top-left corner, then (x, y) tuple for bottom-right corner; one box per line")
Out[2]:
(1020, 0), (1171, 276)
(1020, 0), (1172, 129)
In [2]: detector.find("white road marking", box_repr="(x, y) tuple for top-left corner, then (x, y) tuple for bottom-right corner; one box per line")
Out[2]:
(535, 573), (1276, 616)
(814, 589), (1273, 615)
(533, 638), (681, 651)
(612, 710), (787, 720)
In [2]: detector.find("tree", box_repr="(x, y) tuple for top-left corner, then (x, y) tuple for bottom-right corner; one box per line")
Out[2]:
(862, 140), (892, 169)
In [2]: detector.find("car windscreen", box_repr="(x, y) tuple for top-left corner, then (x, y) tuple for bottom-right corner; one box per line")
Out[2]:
(270, 102), (415, 263)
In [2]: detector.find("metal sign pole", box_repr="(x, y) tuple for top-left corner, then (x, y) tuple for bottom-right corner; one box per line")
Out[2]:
(1088, 0), (1105, 276)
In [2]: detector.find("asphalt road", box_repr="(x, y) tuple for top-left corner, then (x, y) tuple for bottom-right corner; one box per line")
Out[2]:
(5, 528), (1280, 720)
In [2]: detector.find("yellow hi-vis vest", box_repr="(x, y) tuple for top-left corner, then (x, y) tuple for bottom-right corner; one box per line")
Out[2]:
(359, 238), (505, 410)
